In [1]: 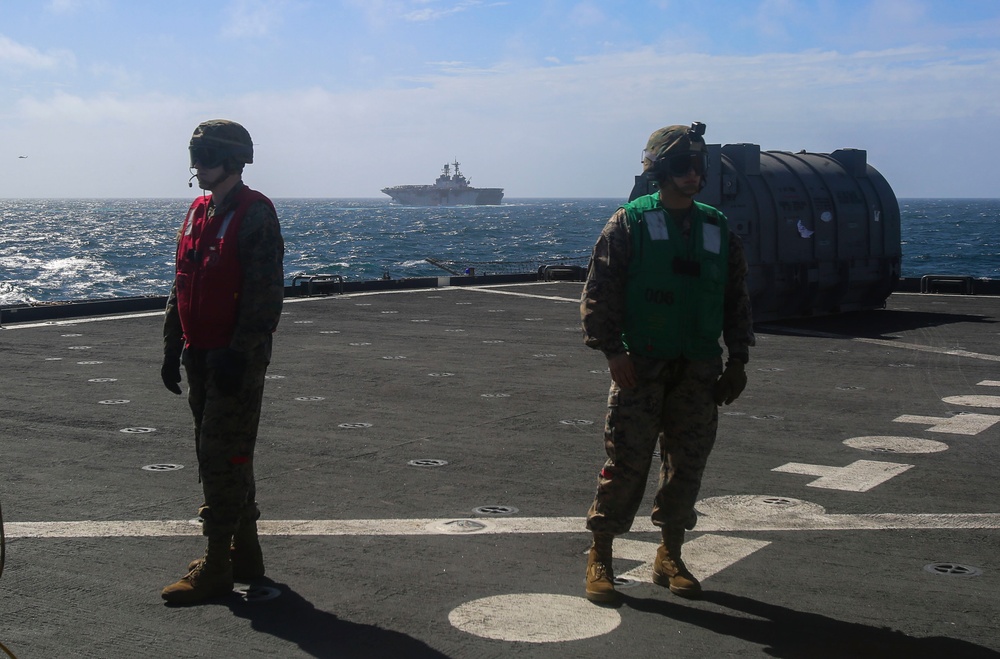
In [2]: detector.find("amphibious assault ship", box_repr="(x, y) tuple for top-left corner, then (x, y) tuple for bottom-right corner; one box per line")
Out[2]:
(381, 161), (504, 206)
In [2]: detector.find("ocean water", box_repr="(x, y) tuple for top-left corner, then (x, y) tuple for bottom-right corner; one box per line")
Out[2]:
(0, 197), (997, 305)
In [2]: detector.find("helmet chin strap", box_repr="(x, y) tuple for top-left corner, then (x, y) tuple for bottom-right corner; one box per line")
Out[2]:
(190, 168), (230, 192)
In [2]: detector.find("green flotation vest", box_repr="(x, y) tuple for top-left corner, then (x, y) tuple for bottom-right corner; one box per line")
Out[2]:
(622, 193), (729, 360)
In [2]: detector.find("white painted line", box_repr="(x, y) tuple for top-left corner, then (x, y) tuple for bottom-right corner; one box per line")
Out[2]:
(772, 460), (914, 492)
(893, 412), (1000, 435)
(979, 380), (1000, 387)
(615, 535), (771, 583)
(460, 287), (579, 303)
(757, 324), (1000, 363)
(6, 505), (1000, 539)
(854, 338), (1000, 363)
(1, 311), (163, 330)
(942, 395), (1000, 408)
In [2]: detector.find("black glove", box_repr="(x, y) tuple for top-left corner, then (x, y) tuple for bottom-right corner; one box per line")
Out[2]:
(713, 359), (746, 406)
(207, 348), (247, 396)
(161, 351), (182, 395)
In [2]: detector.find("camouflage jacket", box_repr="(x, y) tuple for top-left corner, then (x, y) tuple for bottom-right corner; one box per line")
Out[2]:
(163, 182), (285, 355)
(580, 205), (755, 363)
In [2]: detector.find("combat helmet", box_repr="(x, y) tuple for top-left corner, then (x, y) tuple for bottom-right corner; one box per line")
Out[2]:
(189, 119), (254, 172)
(642, 122), (707, 182)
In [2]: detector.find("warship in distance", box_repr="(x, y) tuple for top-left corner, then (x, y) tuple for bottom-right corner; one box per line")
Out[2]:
(381, 161), (504, 206)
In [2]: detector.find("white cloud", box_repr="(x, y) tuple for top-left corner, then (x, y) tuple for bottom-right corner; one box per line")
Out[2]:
(2, 42), (998, 198)
(46, 0), (107, 14)
(0, 35), (74, 71)
(222, 0), (289, 38)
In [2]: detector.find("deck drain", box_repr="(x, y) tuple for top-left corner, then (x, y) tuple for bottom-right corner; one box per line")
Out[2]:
(408, 459), (448, 468)
(487, 309), (505, 313)
(89, 378), (118, 383)
(61, 333), (82, 337)
(761, 497), (796, 506)
(431, 519), (489, 534)
(382, 355), (407, 360)
(428, 373), (454, 377)
(77, 361), (103, 365)
(411, 319), (430, 323)
(483, 340), (504, 344)
(480, 393), (510, 398)
(444, 329), (466, 333)
(265, 375), (285, 379)
(889, 363), (915, 368)
(836, 385), (866, 391)
(319, 330), (340, 334)
(99, 399), (130, 405)
(533, 353), (556, 358)
(525, 318), (543, 321)
(355, 303), (371, 306)
(455, 302), (472, 305)
(751, 414), (783, 420)
(142, 464), (183, 472)
(45, 357), (63, 361)
(757, 367), (783, 372)
(924, 563), (982, 578)
(338, 422), (372, 429)
(826, 349), (849, 354)
(560, 419), (594, 426)
(381, 311), (398, 314)
(613, 577), (640, 589)
(121, 427), (156, 434)
(590, 368), (610, 374)
(237, 585), (282, 602)
(295, 396), (325, 401)
(293, 320), (314, 324)
(68, 346), (91, 350)
(473, 505), (518, 516)
(349, 342), (372, 346)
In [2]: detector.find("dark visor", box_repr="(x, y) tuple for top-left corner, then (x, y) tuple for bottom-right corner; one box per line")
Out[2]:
(665, 151), (707, 177)
(189, 146), (226, 168)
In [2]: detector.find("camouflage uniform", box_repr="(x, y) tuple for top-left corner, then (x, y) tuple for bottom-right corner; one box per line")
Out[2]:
(582, 206), (754, 534)
(164, 184), (284, 537)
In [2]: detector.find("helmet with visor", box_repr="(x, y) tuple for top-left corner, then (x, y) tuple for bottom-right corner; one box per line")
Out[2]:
(189, 120), (254, 172)
(642, 122), (707, 182)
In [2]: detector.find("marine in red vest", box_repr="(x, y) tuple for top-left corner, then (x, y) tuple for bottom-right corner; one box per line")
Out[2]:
(160, 120), (284, 605)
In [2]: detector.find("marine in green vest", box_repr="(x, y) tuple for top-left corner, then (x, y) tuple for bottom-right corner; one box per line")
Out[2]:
(580, 122), (755, 605)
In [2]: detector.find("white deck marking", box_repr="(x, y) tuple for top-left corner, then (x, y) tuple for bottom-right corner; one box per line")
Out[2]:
(757, 324), (1000, 363)
(942, 395), (1000, 408)
(7, 503), (1000, 539)
(979, 380), (1000, 387)
(772, 460), (914, 492)
(893, 412), (1000, 435)
(1, 311), (163, 330)
(615, 535), (771, 583)
(449, 594), (620, 643)
(854, 338), (1000, 362)
(843, 435), (948, 453)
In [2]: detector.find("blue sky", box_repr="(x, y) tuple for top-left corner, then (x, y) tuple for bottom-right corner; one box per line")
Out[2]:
(1, 0), (998, 198)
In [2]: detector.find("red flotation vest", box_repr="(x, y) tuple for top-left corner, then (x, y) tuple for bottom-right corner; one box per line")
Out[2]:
(174, 186), (274, 349)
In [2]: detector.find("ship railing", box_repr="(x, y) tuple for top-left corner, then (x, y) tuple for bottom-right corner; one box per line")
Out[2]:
(425, 256), (589, 278)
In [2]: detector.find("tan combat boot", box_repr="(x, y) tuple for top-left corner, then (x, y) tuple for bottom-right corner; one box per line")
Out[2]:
(652, 526), (702, 599)
(585, 532), (620, 604)
(187, 519), (265, 581)
(162, 535), (234, 605)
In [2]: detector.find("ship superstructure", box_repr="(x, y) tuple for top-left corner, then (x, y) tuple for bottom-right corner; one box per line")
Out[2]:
(382, 161), (503, 206)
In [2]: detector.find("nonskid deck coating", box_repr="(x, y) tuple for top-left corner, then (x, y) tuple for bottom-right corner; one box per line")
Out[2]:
(1, 282), (998, 658)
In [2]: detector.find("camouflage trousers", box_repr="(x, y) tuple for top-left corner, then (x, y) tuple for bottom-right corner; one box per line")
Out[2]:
(182, 337), (271, 537)
(586, 355), (722, 535)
